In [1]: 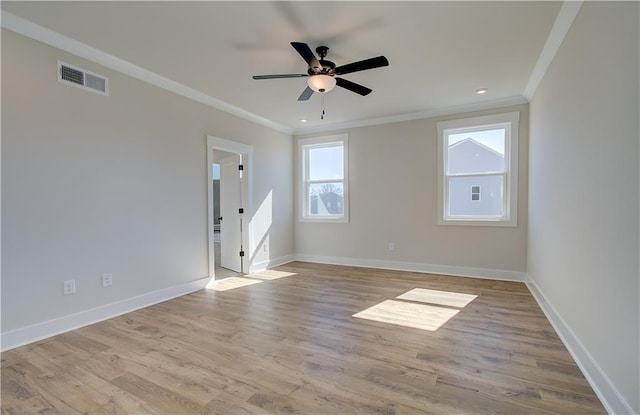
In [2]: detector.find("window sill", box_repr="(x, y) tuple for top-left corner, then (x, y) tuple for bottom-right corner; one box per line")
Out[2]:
(438, 217), (517, 227)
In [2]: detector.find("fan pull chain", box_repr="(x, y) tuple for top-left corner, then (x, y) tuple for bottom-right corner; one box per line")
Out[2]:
(321, 94), (325, 120)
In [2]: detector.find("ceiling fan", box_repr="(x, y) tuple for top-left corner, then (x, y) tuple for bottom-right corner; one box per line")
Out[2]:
(252, 42), (389, 101)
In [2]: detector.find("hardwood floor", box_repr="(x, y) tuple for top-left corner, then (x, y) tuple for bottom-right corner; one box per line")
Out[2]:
(1, 262), (605, 414)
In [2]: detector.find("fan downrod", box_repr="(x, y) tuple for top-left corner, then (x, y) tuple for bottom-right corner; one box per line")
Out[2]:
(315, 46), (329, 59)
(312, 46), (335, 75)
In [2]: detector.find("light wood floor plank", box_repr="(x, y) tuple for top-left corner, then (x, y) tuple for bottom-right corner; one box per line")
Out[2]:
(1, 262), (605, 414)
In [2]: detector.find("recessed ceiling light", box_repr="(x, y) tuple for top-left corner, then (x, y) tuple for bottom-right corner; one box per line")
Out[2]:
(300, 119), (308, 123)
(476, 88), (488, 95)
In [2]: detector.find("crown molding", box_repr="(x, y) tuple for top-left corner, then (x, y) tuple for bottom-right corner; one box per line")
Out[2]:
(1, 11), (293, 135)
(523, 1), (584, 100)
(293, 95), (529, 136)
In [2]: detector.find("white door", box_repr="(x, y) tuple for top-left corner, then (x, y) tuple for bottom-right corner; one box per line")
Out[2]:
(219, 154), (243, 273)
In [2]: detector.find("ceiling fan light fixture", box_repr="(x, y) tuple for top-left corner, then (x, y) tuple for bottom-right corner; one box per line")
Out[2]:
(307, 74), (336, 93)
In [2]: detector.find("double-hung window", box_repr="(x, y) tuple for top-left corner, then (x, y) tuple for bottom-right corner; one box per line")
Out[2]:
(437, 112), (519, 226)
(299, 134), (349, 223)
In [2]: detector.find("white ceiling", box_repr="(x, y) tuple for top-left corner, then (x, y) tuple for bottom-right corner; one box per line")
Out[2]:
(2, 1), (563, 134)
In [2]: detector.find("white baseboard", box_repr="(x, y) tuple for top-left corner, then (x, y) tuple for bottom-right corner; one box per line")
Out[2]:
(526, 277), (635, 415)
(293, 253), (526, 282)
(0, 277), (209, 352)
(250, 254), (296, 274)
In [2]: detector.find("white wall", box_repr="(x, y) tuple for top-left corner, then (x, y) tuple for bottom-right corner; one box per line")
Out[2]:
(528, 2), (639, 413)
(1, 30), (294, 337)
(295, 104), (529, 278)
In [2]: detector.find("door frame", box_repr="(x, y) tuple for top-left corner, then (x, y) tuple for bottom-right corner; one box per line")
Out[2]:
(206, 135), (253, 281)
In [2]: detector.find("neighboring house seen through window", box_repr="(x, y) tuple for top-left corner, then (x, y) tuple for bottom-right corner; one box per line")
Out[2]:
(437, 112), (519, 226)
(299, 134), (348, 222)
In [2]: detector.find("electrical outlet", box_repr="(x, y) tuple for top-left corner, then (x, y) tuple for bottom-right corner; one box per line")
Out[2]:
(388, 242), (396, 252)
(63, 280), (76, 295)
(263, 243), (269, 253)
(102, 273), (113, 287)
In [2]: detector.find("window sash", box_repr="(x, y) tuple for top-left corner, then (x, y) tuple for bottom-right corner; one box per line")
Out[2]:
(445, 171), (506, 178)
(443, 127), (509, 220)
(444, 123), (510, 176)
(299, 134), (348, 222)
(436, 111), (519, 227)
(306, 143), (344, 181)
(305, 180), (345, 217)
(444, 172), (507, 219)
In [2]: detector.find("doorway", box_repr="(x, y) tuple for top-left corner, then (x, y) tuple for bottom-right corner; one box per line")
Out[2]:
(212, 152), (242, 278)
(207, 136), (253, 281)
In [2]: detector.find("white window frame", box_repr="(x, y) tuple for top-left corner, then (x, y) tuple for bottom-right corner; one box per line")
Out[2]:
(298, 134), (349, 223)
(437, 112), (519, 227)
(471, 185), (481, 201)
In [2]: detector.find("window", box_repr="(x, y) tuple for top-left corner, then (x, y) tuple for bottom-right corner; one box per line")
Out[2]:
(471, 185), (481, 201)
(299, 134), (348, 222)
(437, 112), (519, 226)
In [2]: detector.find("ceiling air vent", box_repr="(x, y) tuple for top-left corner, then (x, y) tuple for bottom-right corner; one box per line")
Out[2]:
(58, 61), (108, 96)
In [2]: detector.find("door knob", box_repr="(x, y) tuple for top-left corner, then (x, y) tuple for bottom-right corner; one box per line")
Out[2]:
(218, 217), (223, 221)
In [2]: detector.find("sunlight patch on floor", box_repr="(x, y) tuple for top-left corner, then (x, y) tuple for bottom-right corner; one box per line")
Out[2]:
(250, 270), (297, 281)
(353, 287), (478, 331)
(397, 288), (477, 308)
(353, 300), (460, 331)
(210, 277), (263, 291)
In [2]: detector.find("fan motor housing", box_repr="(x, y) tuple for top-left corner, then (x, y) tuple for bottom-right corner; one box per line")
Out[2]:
(307, 60), (336, 75)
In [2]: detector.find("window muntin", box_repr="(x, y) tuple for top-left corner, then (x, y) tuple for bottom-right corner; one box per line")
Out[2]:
(299, 135), (348, 222)
(437, 112), (519, 226)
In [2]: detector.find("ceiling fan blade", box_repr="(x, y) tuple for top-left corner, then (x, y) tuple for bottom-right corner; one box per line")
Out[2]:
(334, 56), (389, 75)
(253, 74), (308, 80)
(336, 78), (372, 96)
(291, 42), (322, 72)
(297, 86), (314, 101)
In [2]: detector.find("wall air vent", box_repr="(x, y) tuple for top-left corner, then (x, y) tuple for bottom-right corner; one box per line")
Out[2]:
(57, 61), (108, 96)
